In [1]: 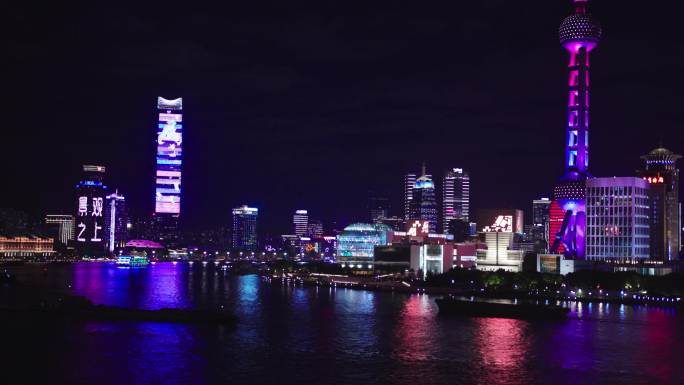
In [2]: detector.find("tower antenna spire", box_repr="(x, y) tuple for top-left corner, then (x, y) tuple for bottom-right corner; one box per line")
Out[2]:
(421, 161), (426, 176)
(574, 0), (588, 14)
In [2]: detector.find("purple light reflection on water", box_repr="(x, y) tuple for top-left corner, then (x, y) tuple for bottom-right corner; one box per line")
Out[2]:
(71, 262), (191, 309)
(1, 263), (683, 385)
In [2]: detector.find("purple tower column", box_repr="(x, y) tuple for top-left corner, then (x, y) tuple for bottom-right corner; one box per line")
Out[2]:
(550, 0), (601, 259)
(560, 0), (600, 178)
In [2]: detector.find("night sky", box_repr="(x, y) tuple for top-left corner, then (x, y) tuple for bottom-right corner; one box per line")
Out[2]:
(4, 1), (683, 235)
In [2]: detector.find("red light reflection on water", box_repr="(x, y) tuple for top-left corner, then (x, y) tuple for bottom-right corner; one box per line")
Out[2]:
(475, 317), (530, 367)
(640, 307), (679, 382)
(393, 294), (438, 362)
(473, 317), (532, 384)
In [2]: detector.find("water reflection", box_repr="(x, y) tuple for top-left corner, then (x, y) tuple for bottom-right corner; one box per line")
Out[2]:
(473, 317), (531, 384)
(2, 263), (683, 385)
(393, 294), (438, 362)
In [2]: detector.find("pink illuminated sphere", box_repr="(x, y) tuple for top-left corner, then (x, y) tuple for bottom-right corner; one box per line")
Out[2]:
(559, 12), (601, 52)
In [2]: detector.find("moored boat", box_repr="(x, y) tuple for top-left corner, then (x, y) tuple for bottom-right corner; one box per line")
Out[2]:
(116, 255), (150, 267)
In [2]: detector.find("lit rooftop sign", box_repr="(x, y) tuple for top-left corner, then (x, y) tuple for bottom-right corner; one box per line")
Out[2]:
(643, 176), (664, 184)
(482, 215), (513, 233)
(407, 220), (429, 236)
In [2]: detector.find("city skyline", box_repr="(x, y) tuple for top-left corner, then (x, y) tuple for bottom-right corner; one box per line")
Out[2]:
(3, 2), (684, 385)
(3, 1), (683, 236)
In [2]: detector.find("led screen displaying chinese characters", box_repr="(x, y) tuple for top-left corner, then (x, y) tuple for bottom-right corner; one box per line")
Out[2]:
(155, 110), (182, 214)
(76, 194), (104, 243)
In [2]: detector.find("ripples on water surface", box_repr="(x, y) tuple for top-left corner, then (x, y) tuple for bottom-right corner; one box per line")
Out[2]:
(1, 262), (682, 385)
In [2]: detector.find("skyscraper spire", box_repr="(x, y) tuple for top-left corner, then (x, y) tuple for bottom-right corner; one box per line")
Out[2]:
(421, 161), (426, 177)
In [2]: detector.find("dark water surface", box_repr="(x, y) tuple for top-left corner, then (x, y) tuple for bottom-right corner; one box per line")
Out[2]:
(1, 262), (682, 385)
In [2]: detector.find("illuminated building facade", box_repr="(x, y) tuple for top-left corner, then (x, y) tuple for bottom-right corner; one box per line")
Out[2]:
(403, 173), (416, 222)
(337, 223), (392, 269)
(0, 236), (54, 259)
(154, 97), (183, 245)
(232, 205), (258, 251)
(638, 147), (681, 260)
(44, 215), (74, 245)
(442, 168), (470, 232)
(104, 190), (129, 253)
(409, 164), (438, 233)
(476, 232), (523, 272)
(586, 177), (650, 260)
(551, 0), (602, 259)
(293, 210), (308, 236)
(75, 165), (107, 257)
(307, 219), (324, 238)
(410, 243), (455, 278)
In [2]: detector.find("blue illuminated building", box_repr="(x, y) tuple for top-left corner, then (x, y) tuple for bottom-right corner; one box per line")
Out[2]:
(409, 164), (438, 233)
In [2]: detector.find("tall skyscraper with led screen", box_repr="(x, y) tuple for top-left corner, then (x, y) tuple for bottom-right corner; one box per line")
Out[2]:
(154, 97), (183, 245)
(155, 97), (183, 215)
(75, 165), (107, 257)
(550, 0), (601, 259)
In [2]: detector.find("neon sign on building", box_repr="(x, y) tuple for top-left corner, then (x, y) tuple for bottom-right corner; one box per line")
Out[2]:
(407, 220), (430, 236)
(643, 176), (664, 184)
(482, 215), (513, 233)
(155, 97), (183, 215)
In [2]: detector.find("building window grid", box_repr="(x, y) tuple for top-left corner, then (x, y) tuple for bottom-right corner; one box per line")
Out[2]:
(586, 183), (649, 260)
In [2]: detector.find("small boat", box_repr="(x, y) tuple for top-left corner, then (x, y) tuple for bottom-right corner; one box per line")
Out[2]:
(435, 297), (569, 320)
(116, 255), (150, 267)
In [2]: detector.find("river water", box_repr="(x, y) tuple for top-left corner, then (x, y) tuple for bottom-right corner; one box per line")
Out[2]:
(1, 262), (682, 385)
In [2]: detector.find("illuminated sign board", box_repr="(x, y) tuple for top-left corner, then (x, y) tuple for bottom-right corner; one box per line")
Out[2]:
(407, 220), (430, 236)
(539, 255), (560, 274)
(76, 195), (104, 243)
(155, 98), (183, 214)
(482, 215), (513, 233)
(643, 176), (664, 184)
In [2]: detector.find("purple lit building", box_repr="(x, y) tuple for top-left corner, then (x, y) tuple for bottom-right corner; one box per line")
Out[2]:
(550, 0), (602, 259)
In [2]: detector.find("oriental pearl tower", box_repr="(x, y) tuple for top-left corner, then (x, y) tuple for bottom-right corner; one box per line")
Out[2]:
(549, 0), (602, 258)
